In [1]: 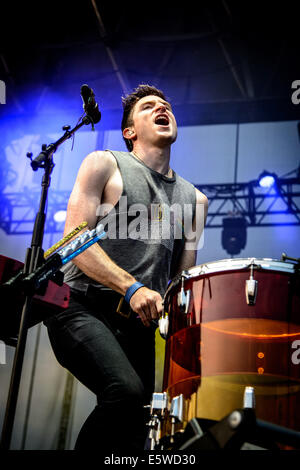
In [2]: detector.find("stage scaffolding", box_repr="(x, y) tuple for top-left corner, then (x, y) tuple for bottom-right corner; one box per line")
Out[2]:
(0, 177), (299, 234)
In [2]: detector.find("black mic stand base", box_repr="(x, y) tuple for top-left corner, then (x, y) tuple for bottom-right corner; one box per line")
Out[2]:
(158, 409), (300, 451)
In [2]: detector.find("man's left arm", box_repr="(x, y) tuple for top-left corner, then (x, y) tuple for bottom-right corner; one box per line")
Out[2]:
(174, 188), (208, 274)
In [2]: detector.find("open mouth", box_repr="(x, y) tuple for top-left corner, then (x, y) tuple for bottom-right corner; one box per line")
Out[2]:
(154, 114), (169, 126)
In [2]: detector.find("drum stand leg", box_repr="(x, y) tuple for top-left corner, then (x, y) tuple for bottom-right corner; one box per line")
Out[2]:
(144, 393), (168, 450)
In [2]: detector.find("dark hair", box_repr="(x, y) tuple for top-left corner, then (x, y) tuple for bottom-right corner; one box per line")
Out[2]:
(121, 84), (167, 151)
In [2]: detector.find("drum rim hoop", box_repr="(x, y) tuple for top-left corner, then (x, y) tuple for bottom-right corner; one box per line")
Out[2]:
(164, 257), (297, 301)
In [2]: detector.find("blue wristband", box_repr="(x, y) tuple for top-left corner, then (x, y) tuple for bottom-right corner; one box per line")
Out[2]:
(124, 282), (144, 303)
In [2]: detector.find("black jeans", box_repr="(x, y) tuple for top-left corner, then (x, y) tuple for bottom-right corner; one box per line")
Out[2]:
(44, 287), (156, 452)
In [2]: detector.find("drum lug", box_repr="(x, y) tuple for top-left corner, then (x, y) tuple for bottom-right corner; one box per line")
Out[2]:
(243, 386), (256, 409)
(178, 271), (191, 313)
(170, 394), (184, 424)
(170, 394), (185, 443)
(158, 314), (169, 339)
(245, 279), (258, 305)
(178, 289), (191, 314)
(245, 261), (258, 305)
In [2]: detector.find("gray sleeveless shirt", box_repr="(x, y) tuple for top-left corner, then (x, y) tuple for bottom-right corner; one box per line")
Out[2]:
(62, 150), (196, 297)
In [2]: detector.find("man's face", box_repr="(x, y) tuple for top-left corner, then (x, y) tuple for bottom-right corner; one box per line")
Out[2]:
(130, 95), (177, 148)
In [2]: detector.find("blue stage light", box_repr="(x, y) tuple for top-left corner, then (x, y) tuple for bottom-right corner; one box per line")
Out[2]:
(258, 171), (276, 188)
(53, 210), (67, 223)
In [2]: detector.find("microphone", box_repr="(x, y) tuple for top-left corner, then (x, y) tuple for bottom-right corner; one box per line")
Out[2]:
(80, 84), (101, 124)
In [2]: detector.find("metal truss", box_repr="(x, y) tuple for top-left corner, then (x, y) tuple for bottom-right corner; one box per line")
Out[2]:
(0, 190), (71, 235)
(196, 176), (300, 228)
(0, 177), (299, 234)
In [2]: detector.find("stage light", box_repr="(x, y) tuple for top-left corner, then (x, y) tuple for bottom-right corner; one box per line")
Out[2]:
(258, 171), (277, 188)
(53, 210), (67, 223)
(222, 217), (247, 256)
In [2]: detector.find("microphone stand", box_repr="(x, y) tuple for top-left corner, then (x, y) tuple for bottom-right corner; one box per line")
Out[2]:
(0, 113), (95, 450)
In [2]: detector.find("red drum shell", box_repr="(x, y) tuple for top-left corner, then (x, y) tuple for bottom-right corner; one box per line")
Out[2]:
(162, 259), (300, 435)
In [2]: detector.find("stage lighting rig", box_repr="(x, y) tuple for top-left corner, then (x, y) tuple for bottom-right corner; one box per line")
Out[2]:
(257, 171), (277, 189)
(221, 216), (247, 255)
